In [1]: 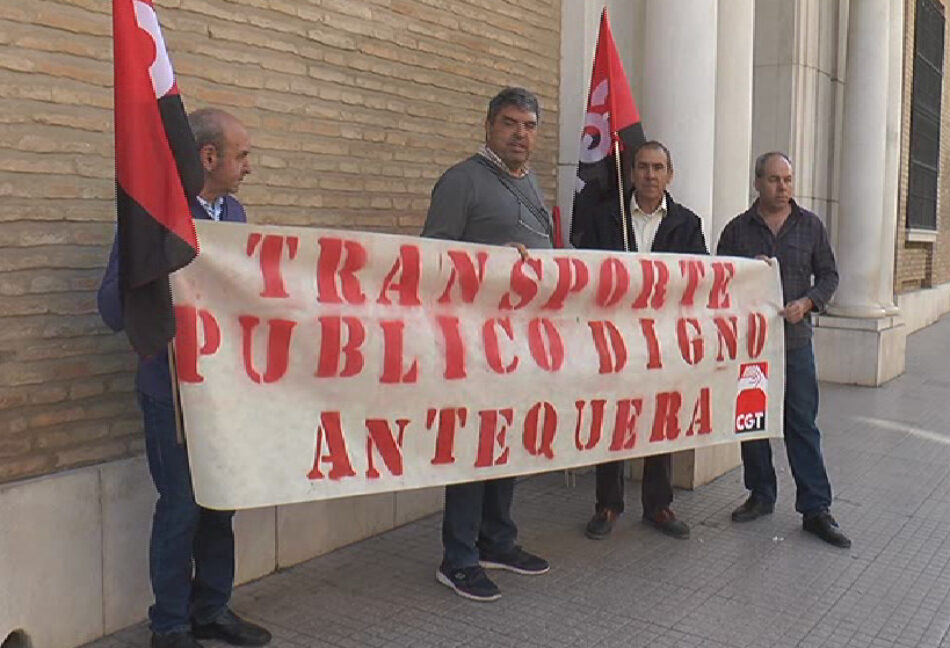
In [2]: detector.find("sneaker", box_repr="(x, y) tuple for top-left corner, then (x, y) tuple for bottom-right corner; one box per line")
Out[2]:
(478, 546), (550, 575)
(436, 563), (502, 602)
(585, 509), (619, 540)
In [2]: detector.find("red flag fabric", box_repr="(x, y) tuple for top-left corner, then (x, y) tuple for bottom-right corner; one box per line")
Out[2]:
(113, 0), (203, 357)
(569, 8), (645, 248)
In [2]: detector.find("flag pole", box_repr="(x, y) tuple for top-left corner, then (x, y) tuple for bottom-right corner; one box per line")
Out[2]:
(167, 342), (186, 445)
(613, 139), (630, 252)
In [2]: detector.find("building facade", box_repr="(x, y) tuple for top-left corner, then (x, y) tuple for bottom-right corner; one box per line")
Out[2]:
(2, 1), (950, 646)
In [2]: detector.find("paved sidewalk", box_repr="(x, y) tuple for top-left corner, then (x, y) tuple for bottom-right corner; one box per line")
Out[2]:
(89, 315), (950, 648)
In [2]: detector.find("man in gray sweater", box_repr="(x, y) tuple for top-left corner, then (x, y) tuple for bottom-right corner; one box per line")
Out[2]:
(422, 87), (552, 602)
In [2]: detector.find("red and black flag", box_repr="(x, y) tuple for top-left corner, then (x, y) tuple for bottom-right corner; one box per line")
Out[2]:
(113, 0), (203, 357)
(569, 8), (644, 248)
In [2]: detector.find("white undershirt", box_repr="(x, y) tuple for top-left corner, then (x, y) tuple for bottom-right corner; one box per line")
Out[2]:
(631, 193), (667, 251)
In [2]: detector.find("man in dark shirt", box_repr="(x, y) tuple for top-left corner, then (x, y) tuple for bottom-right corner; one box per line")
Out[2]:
(422, 87), (551, 602)
(99, 109), (271, 647)
(573, 141), (706, 542)
(717, 151), (851, 549)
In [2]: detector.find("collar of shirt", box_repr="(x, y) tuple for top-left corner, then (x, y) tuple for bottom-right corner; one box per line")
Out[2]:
(631, 193), (667, 219)
(196, 195), (225, 221)
(478, 144), (529, 178)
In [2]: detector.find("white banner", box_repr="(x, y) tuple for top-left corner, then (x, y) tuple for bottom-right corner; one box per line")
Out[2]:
(171, 220), (785, 509)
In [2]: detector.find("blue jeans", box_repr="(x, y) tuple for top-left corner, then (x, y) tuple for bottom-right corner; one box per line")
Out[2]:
(740, 344), (833, 516)
(139, 393), (235, 634)
(442, 477), (517, 568)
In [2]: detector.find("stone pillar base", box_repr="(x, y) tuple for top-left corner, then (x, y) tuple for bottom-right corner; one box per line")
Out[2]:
(627, 445), (742, 490)
(813, 314), (906, 386)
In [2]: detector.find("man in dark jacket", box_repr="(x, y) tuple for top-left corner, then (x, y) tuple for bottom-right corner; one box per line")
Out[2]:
(717, 151), (850, 549)
(573, 140), (707, 541)
(98, 109), (271, 648)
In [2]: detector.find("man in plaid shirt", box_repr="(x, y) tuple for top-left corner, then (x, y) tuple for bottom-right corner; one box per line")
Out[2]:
(717, 152), (851, 549)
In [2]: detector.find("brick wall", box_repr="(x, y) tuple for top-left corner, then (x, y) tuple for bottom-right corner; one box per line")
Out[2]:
(0, 0), (561, 483)
(896, 0), (950, 290)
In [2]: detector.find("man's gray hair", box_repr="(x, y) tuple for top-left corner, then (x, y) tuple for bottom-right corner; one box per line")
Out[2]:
(486, 87), (540, 124)
(188, 107), (236, 152)
(754, 151), (793, 178)
(634, 140), (674, 173)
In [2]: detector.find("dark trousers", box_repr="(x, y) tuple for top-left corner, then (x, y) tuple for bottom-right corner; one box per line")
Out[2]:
(442, 477), (518, 569)
(594, 453), (673, 516)
(740, 344), (833, 516)
(139, 392), (235, 634)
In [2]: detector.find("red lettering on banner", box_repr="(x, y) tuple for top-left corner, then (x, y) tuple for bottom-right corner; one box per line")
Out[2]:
(475, 408), (512, 467)
(365, 418), (409, 478)
(379, 319), (418, 384)
(377, 245), (422, 306)
(435, 315), (466, 379)
(523, 402), (556, 459)
(316, 237), (366, 305)
(315, 316), (365, 378)
(686, 388), (712, 436)
(679, 259), (706, 306)
(638, 319), (664, 369)
(238, 316), (296, 383)
(650, 391), (683, 442)
(713, 316), (739, 361)
(499, 258), (542, 310)
(246, 233), (298, 299)
(588, 321), (628, 374)
(542, 258), (590, 310)
(707, 261), (735, 309)
(426, 407), (468, 465)
(574, 399), (606, 451)
(747, 312), (768, 358)
(527, 318), (565, 372)
(609, 398), (644, 451)
(437, 250), (488, 304)
(174, 306), (220, 383)
(307, 412), (356, 480)
(482, 318), (519, 374)
(676, 318), (704, 365)
(632, 259), (669, 309)
(595, 258), (630, 307)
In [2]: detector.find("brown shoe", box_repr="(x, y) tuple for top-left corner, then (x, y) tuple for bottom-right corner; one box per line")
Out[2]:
(585, 509), (619, 539)
(643, 508), (690, 539)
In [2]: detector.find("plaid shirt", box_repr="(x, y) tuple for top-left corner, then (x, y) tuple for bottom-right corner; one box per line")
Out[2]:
(716, 199), (838, 349)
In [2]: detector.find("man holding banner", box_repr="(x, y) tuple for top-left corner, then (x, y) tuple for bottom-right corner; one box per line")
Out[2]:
(575, 142), (707, 541)
(99, 108), (268, 647)
(717, 152), (851, 549)
(422, 87), (552, 602)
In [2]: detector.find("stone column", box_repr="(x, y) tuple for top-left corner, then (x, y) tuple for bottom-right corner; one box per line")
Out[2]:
(878, 0), (903, 315)
(641, 0), (718, 241)
(828, 0), (890, 318)
(712, 0), (755, 247)
(814, 0), (906, 386)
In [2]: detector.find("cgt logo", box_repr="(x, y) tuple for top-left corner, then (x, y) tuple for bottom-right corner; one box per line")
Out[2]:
(735, 362), (768, 434)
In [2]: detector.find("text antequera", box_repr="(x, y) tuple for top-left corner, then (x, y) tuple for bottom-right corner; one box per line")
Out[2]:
(171, 221), (785, 510)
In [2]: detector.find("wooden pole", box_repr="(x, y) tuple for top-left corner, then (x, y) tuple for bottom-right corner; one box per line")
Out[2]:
(613, 139), (630, 252)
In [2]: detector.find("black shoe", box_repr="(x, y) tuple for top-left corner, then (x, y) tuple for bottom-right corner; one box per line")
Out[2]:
(479, 546), (550, 575)
(436, 563), (502, 601)
(585, 509), (619, 540)
(803, 511), (851, 548)
(192, 609), (271, 646)
(643, 508), (690, 539)
(151, 631), (201, 648)
(731, 495), (775, 522)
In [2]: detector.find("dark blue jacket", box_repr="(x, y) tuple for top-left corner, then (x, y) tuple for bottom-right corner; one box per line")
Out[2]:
(97, 195), (247, 401)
